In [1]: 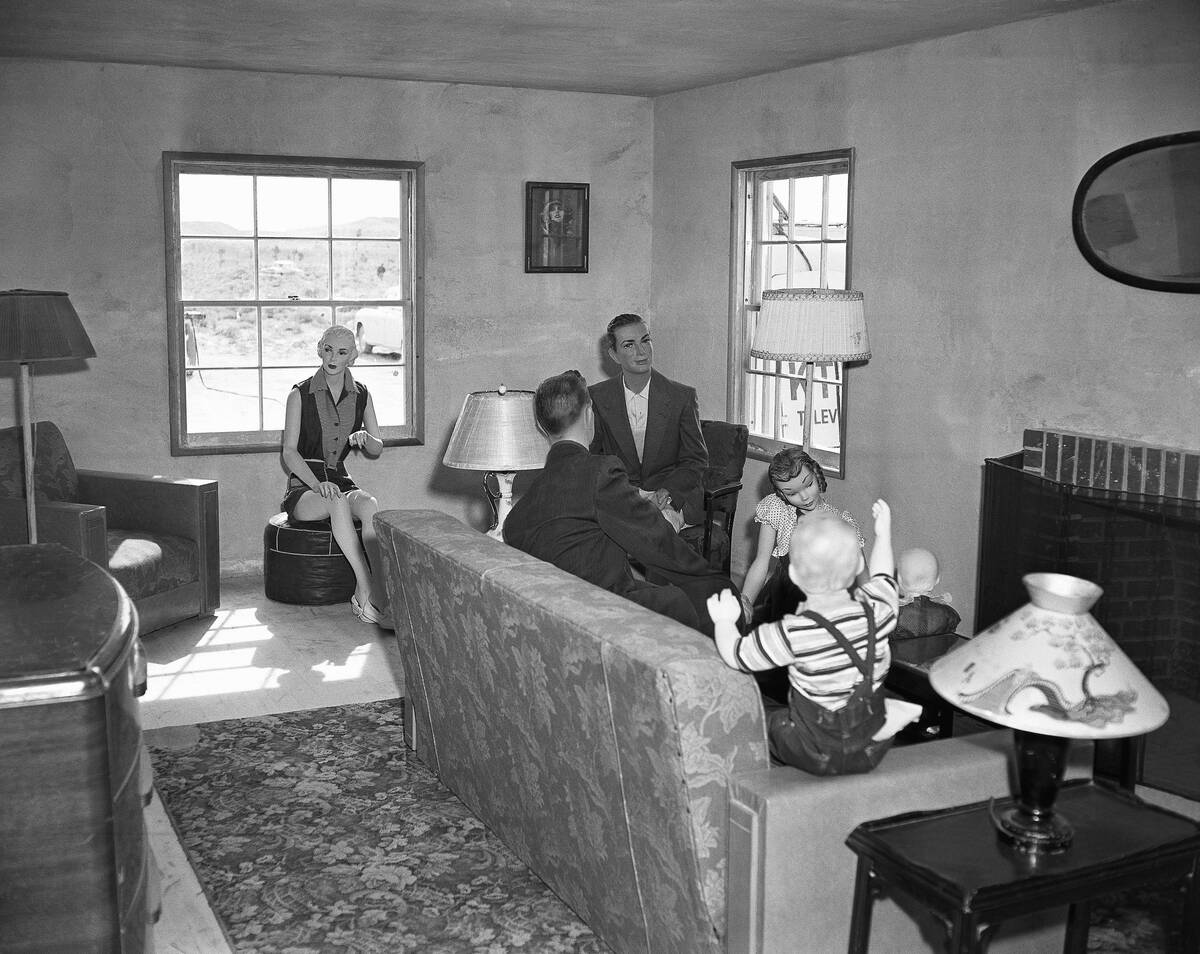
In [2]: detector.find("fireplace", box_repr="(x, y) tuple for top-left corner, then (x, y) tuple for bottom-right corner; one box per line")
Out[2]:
(976, 428), (1200, 799)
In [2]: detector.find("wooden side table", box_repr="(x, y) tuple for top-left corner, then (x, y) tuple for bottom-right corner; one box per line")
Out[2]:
(845, 779), (1200, 953)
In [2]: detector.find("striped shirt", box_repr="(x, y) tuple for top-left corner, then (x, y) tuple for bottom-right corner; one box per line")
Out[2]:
(731, 572), (898, 711)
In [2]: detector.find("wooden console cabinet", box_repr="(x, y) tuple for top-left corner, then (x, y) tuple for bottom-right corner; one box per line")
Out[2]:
(0, 543), (156, 952)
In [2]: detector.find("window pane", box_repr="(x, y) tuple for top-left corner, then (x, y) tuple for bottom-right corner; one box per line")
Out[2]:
(257, 240), (330, 299)
(263, 368), (304, 431)
(179, 174), (253, 235)
(353, 364), (408, 427)
(263, 306), (331, 366)
(761, 180), (790, 241)
(333, 179), (401, 238)
(185, 369), (264, 433)
(789, 243), (823, 285)
(185, 307), (258, 368)
(762, 244), (790, 290)
(257, 176), (329, 237)
(181, 238), (255, 300)
(826, 244), (847, 289)
(810, 378), (843, 454)
(333, 241), (403, 299)
(791, 177), (823, 240)
(777, 375), (806, 445)
(828, 174), (849, 238)
(339, 305), (405, 358)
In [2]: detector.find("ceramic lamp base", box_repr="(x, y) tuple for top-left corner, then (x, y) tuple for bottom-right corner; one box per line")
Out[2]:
(485, 471), (517, 541)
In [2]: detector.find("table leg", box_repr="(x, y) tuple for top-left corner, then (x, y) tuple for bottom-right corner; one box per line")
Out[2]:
(1063, 900), (1090, 954)
(1183, 860), (1199, 954)
(847, 859), (874, 954)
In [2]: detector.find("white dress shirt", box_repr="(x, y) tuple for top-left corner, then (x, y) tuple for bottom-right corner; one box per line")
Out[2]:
(623, 377), (650, 463)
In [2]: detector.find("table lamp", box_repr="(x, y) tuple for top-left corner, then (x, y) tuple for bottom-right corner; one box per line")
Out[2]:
(929, 572), (1169, 853)
(0, 289), (96, 544)
(443, 385), (546, 540)
(748, 288), (870, 459)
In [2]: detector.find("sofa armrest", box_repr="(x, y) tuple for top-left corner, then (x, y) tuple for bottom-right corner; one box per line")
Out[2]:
(0, 495), (108, 564)
(726, 731), (1094, 954)
(76, 471), (220, 613)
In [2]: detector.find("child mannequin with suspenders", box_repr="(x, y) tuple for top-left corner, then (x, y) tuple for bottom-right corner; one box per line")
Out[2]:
(708, 500), (903, 775)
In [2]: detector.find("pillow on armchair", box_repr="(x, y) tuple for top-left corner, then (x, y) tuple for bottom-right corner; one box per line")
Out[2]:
(0, 422), (79, 502)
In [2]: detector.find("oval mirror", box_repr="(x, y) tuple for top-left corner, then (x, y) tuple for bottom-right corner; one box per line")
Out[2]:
(1072, 131), (1200, 293)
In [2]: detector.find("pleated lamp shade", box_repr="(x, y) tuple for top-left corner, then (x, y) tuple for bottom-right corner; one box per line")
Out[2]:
(443, 386), (547, 472)
(750, 288), (870, 362)
(0, 290), (96, 363)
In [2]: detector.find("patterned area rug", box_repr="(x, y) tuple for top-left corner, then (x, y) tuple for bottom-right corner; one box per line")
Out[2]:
(148, 700), (607, 953)
(147, 700), (1184, 954)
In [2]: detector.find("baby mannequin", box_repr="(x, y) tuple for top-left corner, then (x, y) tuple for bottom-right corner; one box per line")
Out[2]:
(894, 547), (961, 640)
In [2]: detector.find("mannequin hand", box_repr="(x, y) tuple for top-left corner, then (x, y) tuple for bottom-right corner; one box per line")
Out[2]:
(662, 506), (686, 532)
(707, 588), (742, 624)
(872, 498), (891, 536)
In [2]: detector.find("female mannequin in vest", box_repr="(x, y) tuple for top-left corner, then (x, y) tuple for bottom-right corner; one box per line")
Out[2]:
(281, 325), (389, 625)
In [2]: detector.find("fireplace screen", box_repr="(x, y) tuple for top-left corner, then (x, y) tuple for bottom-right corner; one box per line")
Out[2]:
(977, 452), (1200, 701)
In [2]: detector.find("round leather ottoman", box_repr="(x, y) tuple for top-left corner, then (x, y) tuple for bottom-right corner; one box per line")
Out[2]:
(263, 512), (363, 605)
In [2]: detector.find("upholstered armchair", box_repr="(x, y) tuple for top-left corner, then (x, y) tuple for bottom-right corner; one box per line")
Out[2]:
(0, 421), (219, 635)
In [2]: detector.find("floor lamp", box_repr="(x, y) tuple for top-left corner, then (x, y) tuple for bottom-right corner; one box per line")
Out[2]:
(0, 289), (96, 544)
(443, 385), (547, 540)
(749, 288), (870, 459)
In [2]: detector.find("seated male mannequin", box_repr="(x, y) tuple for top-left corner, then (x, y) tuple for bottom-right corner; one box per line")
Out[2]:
(504, 370), (737, 637)
(588, 314), (707, 530)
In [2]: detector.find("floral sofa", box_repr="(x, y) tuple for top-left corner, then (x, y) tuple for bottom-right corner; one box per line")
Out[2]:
(375, 509), (1088, 954)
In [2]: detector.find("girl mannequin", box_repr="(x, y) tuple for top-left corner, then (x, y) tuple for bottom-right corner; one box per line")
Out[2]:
(281, 325), (388, 625)
(741, 447), (863, 626)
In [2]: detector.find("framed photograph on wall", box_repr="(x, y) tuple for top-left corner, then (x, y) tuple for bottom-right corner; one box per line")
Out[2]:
(525, 181), (589, 273)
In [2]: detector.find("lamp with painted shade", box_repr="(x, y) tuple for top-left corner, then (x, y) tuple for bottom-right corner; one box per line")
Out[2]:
(929, 572), (1169, 853)
(0, 289), (96, 544)
(443, 385), (547, 540)
(749, 288), (870, 464)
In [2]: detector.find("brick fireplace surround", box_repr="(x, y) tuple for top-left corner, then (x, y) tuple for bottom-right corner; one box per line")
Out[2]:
(976, 428), (1200, 799)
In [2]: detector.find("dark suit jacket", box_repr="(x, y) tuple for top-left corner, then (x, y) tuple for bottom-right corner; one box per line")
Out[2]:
(503, 440), (733, 635)
(588, 370), (708, 526)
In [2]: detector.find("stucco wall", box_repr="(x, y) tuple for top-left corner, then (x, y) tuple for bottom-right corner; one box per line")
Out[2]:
(649, 0), (1200, 630)
(0, 60), (652, 572)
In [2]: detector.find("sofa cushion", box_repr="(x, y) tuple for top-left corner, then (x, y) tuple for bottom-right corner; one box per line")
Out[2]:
(106, 530), (199, 600)
(0, 421), (79, 502)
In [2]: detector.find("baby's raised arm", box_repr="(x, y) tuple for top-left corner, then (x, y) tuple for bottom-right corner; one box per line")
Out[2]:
(868, 499), (895, 579)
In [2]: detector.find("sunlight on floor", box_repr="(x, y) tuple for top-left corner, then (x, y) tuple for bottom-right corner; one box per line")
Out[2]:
(138, 576), (403, 731)
(145, 611), (378, 704)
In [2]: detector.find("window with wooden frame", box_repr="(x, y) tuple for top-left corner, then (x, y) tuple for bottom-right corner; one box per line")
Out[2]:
(728, 150), (854, 477)
(163, 152), (424, 455)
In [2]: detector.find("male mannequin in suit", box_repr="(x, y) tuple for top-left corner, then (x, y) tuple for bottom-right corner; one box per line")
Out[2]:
(504, 370), (737, 637)
(588, 314), (708, 529)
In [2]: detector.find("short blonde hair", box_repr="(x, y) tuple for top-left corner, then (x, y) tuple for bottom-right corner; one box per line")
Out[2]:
(316, 325), (358, 360)
(789, 514), (861, 594)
